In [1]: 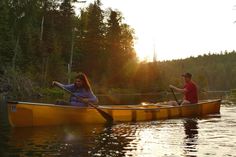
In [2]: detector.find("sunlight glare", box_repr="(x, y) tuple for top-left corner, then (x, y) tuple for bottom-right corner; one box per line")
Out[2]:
(101, 0), (236, 61)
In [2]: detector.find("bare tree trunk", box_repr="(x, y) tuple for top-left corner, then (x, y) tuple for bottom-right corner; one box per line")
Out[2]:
(40, 16), (44, 41)
(43, 56), (49, 86)
(12, 35), (20, 70)
(68, 28), (75, 84)
(40, 11), (45, 85)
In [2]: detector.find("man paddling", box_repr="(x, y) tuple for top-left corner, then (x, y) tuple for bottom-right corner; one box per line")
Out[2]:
(169, 72), (198, 105)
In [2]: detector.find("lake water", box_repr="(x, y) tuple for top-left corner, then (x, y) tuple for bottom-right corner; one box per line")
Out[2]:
(0, 99), (236, 157)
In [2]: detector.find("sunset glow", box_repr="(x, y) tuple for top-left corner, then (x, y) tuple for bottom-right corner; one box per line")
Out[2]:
(77, 0), (236, 61)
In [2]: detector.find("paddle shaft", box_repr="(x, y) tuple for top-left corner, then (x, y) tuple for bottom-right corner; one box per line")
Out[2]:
(170, 88), (181, 105)
(54, 82), (113, 122)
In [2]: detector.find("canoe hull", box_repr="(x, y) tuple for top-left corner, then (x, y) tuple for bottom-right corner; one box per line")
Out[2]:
(8, 103), (106, 127)
(8, 99), (221, 127)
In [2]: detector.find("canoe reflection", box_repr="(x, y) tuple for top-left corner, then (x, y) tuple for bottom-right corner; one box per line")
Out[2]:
(183, 118), (198, 156)
(6, 124), (132, 157)
(6, 125), (106, 156)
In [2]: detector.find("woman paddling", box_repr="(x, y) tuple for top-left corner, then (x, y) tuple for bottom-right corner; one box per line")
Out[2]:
(53, 72), (98, 107)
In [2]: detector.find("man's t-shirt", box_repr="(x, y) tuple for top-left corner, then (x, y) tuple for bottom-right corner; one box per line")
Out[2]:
(183, 81), (198, 104)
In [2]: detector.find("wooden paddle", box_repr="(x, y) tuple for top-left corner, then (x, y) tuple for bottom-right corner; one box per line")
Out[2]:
(170, 88), (181, 105)
(53, 82), (113, 123)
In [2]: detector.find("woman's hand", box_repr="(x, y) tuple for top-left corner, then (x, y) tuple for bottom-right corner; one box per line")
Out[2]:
(52, 81), (56, 86)
(81, 98), (90, 104)
(52, 81), (59, 86)
(169, 84), (175, 89)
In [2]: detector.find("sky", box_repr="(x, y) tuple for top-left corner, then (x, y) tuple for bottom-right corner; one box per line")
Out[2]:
(76, 0), (236, 61)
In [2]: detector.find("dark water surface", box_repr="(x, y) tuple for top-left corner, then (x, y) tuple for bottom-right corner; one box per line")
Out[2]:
(0, 100), (236, 157)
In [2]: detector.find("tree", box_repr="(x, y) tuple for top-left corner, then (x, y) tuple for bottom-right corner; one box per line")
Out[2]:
(105, 9), (137, 87)
(0, 0), (14, 67)
(78, 0), (106, 81)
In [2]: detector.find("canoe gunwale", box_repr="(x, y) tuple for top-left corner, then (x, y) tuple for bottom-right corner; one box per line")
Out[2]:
(98, 105), (161, 111)
(7, 99), (221, 110)
(7, 101), (161, 111)
(7, 101), (88, 109)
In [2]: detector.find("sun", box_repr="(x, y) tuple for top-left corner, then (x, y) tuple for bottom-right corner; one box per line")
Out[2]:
(134, 35), (157, 62)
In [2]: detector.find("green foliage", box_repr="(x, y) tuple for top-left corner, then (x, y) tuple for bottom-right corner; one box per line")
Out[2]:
(158, 52), (236, 91)
(78, 0), (107, 81)
(228, 89), (236, 102)
(0, 0), (14, 66)
(0, 67), (36, 99)
(38, 87), (64, 98)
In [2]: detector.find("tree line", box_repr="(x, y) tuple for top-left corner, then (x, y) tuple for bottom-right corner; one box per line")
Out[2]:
(0, 0), (235, 100)
(145, 52), (236, 92)
(0, 0), (137, 88)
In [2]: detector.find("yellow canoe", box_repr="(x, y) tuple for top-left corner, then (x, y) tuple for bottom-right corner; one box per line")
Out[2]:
(7, 99), (221, 127)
